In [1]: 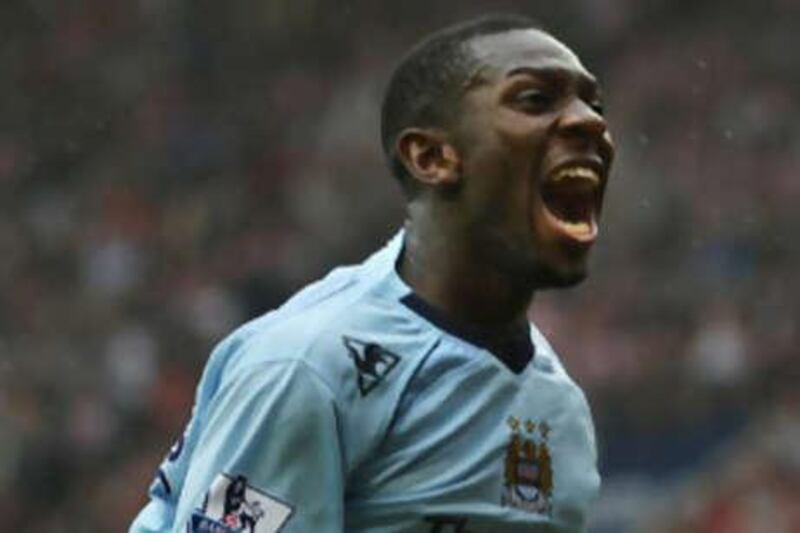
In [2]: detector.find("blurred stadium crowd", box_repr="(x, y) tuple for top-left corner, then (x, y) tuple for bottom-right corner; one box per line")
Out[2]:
(1, 0), (798, 531)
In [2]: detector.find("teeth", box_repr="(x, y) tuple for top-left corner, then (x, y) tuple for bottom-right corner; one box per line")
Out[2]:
(551, 166), (600, 184)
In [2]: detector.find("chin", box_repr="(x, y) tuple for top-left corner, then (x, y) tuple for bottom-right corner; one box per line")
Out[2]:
(531, 261), (589, 290)
(541, 271), (587, 290)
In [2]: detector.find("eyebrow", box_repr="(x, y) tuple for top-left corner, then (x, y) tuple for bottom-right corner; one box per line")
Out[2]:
(506, 66), (599, 90)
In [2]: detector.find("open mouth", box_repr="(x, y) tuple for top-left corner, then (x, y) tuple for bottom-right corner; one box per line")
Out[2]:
(540, 165), (602, 243)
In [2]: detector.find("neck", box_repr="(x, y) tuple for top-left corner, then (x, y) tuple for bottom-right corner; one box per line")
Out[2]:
(398, 204), (535, 332)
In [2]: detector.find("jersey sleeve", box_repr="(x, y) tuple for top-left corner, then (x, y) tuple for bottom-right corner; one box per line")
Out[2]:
(171, 358), (344, 533)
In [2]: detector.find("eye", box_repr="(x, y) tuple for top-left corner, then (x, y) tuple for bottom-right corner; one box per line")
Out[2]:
(513, 88), (555, 114)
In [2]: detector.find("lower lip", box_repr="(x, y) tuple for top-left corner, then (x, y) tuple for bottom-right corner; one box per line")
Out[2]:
(542, 206), (599, 245)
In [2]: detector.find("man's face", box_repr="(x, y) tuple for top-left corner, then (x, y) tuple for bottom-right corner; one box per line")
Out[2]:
(450, 29), (614, 288)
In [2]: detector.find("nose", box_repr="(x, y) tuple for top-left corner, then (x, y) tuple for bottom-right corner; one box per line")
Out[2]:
(555, 98), (614, 161)
(557, 98), (608, 140)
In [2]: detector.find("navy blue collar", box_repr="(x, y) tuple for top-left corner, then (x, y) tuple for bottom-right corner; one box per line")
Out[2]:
(400, 292), (534, 374)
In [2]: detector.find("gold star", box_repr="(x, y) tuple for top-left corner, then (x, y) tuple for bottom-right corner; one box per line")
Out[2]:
(540, 421), (551, 440)
(507, 416), (520, 431)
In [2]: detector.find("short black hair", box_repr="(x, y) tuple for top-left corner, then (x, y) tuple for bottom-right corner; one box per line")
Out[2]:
(380, 14), (543, 194)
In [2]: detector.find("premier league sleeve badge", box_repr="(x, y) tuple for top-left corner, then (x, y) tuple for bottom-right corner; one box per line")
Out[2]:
(188, 473), (293, 533)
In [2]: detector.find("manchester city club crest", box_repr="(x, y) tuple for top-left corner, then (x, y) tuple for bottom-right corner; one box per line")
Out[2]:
(501, 417), (554, 515)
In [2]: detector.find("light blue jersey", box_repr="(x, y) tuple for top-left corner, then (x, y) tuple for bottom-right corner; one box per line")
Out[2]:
(131, 232), (600, 533)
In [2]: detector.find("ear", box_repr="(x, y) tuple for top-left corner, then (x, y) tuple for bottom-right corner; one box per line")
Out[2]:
(395, 128), (461, 188)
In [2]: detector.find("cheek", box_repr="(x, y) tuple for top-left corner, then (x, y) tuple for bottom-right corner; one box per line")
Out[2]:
(459, 113), (550, 226)
(483, 150), (538, 242)
(494, 127), (548, 209)
(494, 115), (550, 184)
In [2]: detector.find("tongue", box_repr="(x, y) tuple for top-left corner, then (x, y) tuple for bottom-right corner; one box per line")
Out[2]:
(544, 189), (593, 224)
(541, 188), (598, 241)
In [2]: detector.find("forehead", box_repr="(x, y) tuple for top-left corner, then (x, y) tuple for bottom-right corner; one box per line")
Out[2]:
(466, 29), (593, 83)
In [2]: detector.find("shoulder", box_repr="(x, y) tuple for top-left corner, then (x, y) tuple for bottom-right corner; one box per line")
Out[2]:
(528, 322), (594, 412)
(223, 271), (439, 387)
(529, 323), (571, 378)
(199, 250), (443, 467)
